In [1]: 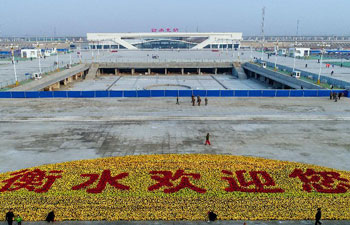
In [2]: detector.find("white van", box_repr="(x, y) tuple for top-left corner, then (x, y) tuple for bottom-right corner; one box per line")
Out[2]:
(292, 71), (301, 79)
(32, 73), (42, 80)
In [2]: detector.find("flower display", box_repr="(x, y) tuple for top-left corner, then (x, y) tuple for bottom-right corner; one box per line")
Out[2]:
(0, 154), (349, 221)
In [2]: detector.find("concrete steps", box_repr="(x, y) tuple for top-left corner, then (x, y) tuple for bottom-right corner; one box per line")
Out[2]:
(233, 62), (247, 79)
(85, 63), (99, 80)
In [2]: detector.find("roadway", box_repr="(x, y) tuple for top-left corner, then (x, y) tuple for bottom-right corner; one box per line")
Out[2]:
(263, 54), (350, 83)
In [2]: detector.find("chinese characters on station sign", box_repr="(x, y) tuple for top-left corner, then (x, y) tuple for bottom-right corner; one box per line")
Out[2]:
(1, 168), (349, 194)
(151, 28), (179, 33)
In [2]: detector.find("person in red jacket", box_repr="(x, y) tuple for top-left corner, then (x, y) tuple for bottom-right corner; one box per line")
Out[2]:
(205, 133), (211, 145)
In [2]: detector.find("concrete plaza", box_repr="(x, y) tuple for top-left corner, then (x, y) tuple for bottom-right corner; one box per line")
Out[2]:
(1, 97), (350, 225)
(0, 97), (349, 173)
(0, 49), (247, 86)
(65, 75), (270, 90)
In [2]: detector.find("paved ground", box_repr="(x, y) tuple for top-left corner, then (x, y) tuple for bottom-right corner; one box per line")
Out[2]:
(0, 97), (349, 173)
(0, 50), (248, 86)
(65, 75), (270, 90)
(3, 49), (350, 89)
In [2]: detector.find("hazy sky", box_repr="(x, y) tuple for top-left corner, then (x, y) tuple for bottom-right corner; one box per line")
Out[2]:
(1, 0), (349, 36)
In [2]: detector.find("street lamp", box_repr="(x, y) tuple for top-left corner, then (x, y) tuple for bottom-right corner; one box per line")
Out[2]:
(11, 45), (18, 86)
(56, 43), (59, 72)
(292, 41), (297, 72)
(97, 41), (100, 57)
(317, 47), (325, 85)
(274, 41), (279, 70)
(250, 46), (253, 62)
(261, 41), (264, 61)
(69, 48), (72, 66)
(37, 42), (42, 74)
(91, 43), (94, 62)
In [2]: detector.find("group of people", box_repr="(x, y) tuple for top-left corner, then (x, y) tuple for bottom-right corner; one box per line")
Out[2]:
(175, 95), (209, 106)
(5, 209), (21, 225)
(6, 208), (322, 224)
(330, 91), (344, 102)
(6, 209), (55, 225)
(191, 95), (208, 106)
(206, 208), (322, 224)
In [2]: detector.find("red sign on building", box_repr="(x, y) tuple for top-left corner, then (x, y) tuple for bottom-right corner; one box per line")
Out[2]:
(151, 28), (179, 33)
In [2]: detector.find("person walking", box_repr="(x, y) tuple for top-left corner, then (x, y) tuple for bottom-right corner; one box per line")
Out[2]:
(331, 70), (334, 76)
(315, 208), (322, 225)
(197, 95), (201, 106)
(191, 95), (195, 106)
(205, 133), (211, 145)
(176, 96), (179, 105)
(5, 209), (15, 225)
(305, 63), (308, 68)
(16, 215), (22, 225)
(45, 211), (55, 223)
(205, 97), (208, 106)
(207, 211), (217, 222)
(338, 92), (343, 100)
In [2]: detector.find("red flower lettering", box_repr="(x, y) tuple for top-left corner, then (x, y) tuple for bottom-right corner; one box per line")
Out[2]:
(289, 168), (350, 193)
(148, 170), (206, 193)
(72, 170), (129, 193)
(0, 169), (63, 193)
(222, 170), (284, 193)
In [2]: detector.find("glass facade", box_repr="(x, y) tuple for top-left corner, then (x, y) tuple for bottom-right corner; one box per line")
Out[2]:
(134, 40), (196, 49)
(203, 44), (239, 49)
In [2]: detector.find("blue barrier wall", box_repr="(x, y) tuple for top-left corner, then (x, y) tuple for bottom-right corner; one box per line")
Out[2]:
(0, 89), (348, 98)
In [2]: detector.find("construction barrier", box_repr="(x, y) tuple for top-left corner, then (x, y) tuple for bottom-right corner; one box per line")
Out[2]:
(0, 89), (348, 98)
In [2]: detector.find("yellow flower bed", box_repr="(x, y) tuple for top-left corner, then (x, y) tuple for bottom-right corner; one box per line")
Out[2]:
(0, 154), (350, 221)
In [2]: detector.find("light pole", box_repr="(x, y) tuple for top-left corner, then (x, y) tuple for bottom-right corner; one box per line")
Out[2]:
(97, 41), (100, 58)
(250, 46), (253, 62)
(56, 44), (59, 72)
(69, 50), (72, 66)
(37, 43), (42, 74)
(11, 45), (18, 86)
(274, 41), (279, 70)
(261, 43), (264, 61)
(317, 48), (325, 85)
(237, 45), (240, 63)
(292, 41), (297, 72)
(91, 42), (94, 62)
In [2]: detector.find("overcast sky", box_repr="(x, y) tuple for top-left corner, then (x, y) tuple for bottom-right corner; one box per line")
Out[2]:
(1, 0), (349, 36)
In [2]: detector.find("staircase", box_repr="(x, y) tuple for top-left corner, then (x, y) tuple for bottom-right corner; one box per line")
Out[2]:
(233, 62), (247, 79)
(85, 63), (99, 80)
